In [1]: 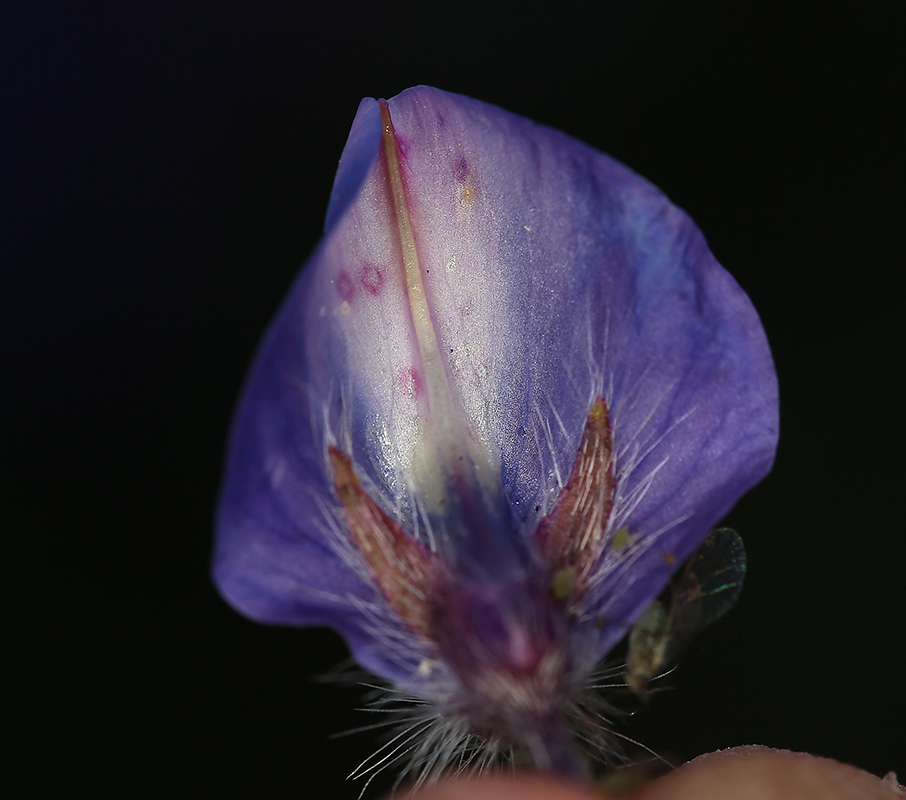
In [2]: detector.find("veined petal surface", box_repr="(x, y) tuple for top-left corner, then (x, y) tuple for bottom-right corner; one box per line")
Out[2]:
(214, 86), (778, 689)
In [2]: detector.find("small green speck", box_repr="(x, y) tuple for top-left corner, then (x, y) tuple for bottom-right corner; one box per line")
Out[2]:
(611, 527), (631, 552)
(552, 567), (575, 600)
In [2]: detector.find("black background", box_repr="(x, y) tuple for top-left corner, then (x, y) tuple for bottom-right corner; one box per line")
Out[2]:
(5, 1), (903, 797)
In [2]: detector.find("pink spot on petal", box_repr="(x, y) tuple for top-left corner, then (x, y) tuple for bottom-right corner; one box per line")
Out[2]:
(336, 270), (355, 301)
(360, 264), (385, 296)
(399, 366), (422, 400)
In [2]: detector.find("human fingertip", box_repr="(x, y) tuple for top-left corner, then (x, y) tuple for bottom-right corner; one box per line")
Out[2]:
(635, 746), (904, 800)
(397, 773), (608, 800)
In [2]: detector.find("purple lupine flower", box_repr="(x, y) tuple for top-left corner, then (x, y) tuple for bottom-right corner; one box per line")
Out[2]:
(213, 86), (778, 783)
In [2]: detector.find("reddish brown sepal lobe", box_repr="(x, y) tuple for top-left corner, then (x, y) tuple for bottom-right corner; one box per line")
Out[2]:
(536, 398), (615, 606)
(329, 446), (441, 637)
